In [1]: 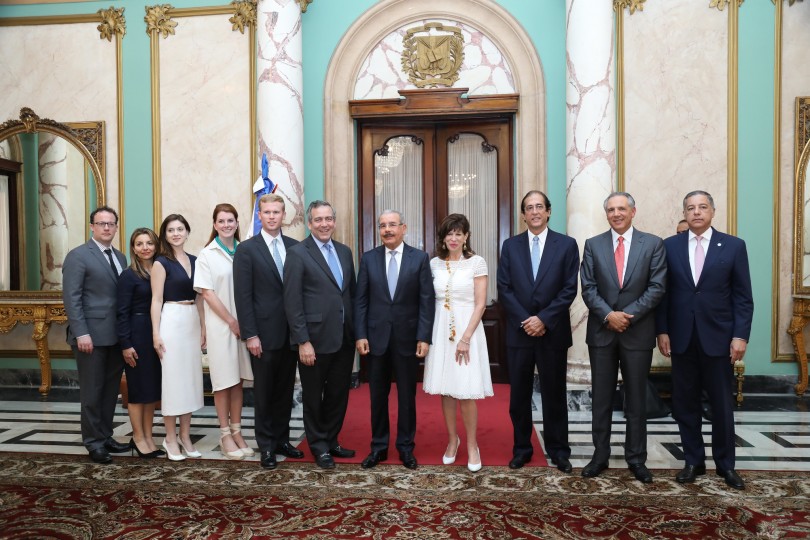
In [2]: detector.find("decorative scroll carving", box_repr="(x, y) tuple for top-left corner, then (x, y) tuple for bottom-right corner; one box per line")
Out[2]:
(229, 0), (256, 34)
(797, 97), (810, 163)
(297, 0), (313, 13)
(710, 0), (744, 11)
(97, 6), (126, 42)
(613, 0), (646, 14)
(402, 23), (464, 88)
(144, 4), (177, 38)
(786, 297), (810, 395)
(788, 0), (804, 5)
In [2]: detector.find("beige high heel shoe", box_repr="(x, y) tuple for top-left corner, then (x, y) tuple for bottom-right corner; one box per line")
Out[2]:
(220, 427), (244, 460)
(467, 446), (482, 473)
(230, 422), (254, 457)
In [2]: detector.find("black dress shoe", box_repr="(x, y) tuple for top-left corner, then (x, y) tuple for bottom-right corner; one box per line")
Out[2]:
(329, 445), (355, 458)
(260, 451), (277, 470)
(552, 457), (573, 473)
(581, 460), (608, 478)
(717, 468), (745, 490)
(675, 464), (706, 483)
(361, 450), (388, 469)
(509, 455), (530, 470)
(400, 451), (418, 470)
(89, 448), (112, 464)
(315, 453), (335, 469)
(104, 439), (131, 453)
(628, 463), (653, 483)
(275, 442), (304, 459)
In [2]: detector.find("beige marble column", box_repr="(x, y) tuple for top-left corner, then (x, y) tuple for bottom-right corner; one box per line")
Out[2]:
(38, 133), (69, 291)
(256, 0), (305, 239)
(565, 0), (618, 384)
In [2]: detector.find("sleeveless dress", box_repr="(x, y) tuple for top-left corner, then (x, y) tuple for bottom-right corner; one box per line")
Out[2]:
(156, 255), (204, 416)
(116, 268), (161, 403)
(423, 255), (494, 400)
(194, 240), (252, 391)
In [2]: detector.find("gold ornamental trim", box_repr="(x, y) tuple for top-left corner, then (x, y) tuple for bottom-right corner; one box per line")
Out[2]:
(144, 4), (177, 38)
(402, 22), (464, 89)
(710, 0), (744, 11)
(613, 0), (646, 14)
(298, 0), (314, 13)
(97, 6), (125, 42)
(229, 0), (256, 34)
(726, 0), (739, 234)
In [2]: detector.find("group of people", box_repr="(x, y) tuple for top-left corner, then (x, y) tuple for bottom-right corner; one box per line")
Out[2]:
(61, 187), (752, 490)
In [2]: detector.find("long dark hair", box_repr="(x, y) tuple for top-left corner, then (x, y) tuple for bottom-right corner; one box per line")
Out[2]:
(435, 213), (475, 259)
(157, 214), (191, 261)
(207, 203), (241, 245)
(128, 227), (158, 280)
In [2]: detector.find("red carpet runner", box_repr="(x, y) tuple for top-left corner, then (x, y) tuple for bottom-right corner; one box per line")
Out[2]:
(299, 382), (548, 467)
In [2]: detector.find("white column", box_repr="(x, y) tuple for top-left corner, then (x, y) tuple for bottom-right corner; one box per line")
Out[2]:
(38, 133), (69, 291)
(257, 0), (306, 239)
(565, 0), (618, 384)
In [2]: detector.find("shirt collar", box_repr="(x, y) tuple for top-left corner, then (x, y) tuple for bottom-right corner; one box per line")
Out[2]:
(689, 228), (713, 242)
(611, 226), (634, 244)
(528, 228), (548, 244)
(312, 236), (334, 251)
(386, 242), (404, 255)
(91, 237), (113, 252)
(261, 228), (282, 244)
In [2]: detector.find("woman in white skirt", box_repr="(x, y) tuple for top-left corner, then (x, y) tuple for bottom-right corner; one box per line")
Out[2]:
(151, 214), (205, 461)
(423, 213), (493, 472)
(194, 203), (254, 459)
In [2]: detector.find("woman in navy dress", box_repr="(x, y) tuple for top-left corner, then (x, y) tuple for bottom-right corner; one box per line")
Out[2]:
(117, 227), (163, 458)
(151, 214), (205, 461)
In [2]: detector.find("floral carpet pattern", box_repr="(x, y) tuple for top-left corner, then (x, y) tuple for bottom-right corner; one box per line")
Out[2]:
(0, 453), (808, 539)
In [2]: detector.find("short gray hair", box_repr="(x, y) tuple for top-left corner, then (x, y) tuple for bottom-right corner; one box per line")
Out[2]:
(603, 191), (636, 211)
(378, 209), (404, 225)
(306, 200), (335, 222)
(682, 190), (715, 210)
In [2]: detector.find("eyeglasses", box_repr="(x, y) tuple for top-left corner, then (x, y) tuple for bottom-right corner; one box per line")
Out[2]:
(378, 222), (403, 229)
(92, 221), (118, 228)
(524, 204), (546, 213)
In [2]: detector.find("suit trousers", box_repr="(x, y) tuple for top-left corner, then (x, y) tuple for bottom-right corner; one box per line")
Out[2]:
(250, 346), (298, 453)
(74, 345), (125, 451)
(671, 330), (736, 471)
(298, 340), (355, 456)
(366, 348), (418, 454)
(507, 346), (570, 462)
(588, 342), (651, 464)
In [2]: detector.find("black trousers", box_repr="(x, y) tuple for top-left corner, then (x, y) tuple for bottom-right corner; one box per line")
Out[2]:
(588, 342), (652, 465)
(250, 346), (298, 453)
(671, 331), (736, 471)
(507, 346), (570, 462)
(366, 347), (418, 454)
(74, 345), (124, 451)
(298, 341), (355, 456)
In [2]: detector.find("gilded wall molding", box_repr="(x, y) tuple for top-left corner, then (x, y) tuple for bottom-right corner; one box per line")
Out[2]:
(613, 0), (646, 14)
(401, 23), (465, 88)
(97, 6), (125, 41)
(797, 97), (810, 162)
(772, 0), (785, 361)
(711, 0), (744, 11)
(229, 0), (256, 34)
(298, 0), (313, 13)
(144, 4), (177, 38)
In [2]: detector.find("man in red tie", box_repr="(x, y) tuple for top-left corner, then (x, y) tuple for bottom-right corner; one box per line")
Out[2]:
(656, 191), (753, 490)
(580, 192), (667, 483)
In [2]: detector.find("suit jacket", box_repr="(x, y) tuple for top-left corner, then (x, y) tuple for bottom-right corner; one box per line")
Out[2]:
(62, 239), (127, 346)
(655, 227), (753, 357)
(233, 233), (299, 351)
(283, 236), (356, 354)
(497, 229), (580, 350)
(354, 243), (434, 357)
(581, 228), (666, 349)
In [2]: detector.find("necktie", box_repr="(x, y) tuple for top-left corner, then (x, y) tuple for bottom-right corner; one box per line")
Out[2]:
(694, 235), (705, 282)
(324, 244), (343, 289)
(531, 235), (540, 279)
(614, 236), (625, 287)
(104, 248), (119, 278)
(271, 238), (284, 281)
(388, 250), (399, 298)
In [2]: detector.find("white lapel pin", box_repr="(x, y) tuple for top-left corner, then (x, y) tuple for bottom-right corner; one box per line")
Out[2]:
(717, 243), (722, 247)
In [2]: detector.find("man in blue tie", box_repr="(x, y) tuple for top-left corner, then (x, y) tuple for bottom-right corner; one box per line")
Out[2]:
(497, 191), (579, 472)
(355, 210), (434, 469)
(284, 200), (356, 469)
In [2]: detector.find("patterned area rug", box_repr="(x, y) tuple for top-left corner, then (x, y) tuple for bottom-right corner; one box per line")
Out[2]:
(0, 453), (808, 539)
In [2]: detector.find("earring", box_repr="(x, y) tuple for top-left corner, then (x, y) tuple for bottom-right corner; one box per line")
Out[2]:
(463, 242), (467, 251)
(443, 242), (447, 250)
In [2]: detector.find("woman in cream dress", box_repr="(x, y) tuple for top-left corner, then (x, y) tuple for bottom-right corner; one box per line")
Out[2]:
(194, 203), (254, 459)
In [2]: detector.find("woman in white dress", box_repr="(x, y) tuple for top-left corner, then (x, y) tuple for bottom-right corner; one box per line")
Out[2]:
(150, 214), (205, 461)
(194, 203), (254, 460)
(423, 213), (493, 471)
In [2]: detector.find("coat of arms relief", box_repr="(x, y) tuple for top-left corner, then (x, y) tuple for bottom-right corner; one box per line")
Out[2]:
(402, 22), (465, 88)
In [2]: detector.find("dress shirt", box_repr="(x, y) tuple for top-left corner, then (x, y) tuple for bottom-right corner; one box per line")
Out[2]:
(92, 237), (122, 275)
(688, 228), (712, 283)
(261, 228), (286, 265)
(312, 237), (343, 283)
(386, 242), (404, 280)
(610, 226), (634, 279)
(528, 228), (548, 268)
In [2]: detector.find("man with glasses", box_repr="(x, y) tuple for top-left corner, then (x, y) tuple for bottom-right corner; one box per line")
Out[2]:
(62, 206), (129, 463)
(355, 210), (434, 469)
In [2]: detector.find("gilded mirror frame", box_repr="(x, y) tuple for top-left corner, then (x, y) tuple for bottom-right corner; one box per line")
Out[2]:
(794, 137), (810, 295)
(0, 107), (105, 300)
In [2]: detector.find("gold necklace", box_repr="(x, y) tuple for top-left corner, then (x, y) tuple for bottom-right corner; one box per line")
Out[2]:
(444, 259), (457, 342)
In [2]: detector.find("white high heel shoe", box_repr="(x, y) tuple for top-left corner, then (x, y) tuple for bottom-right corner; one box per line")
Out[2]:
(442, 436), (460, 465)
(178, 439), (202, 458)
(230, 422), (255, 457)
(162, 440), (186, 462)
(467, 447), (482, 472)
(220, 427), (244, 460)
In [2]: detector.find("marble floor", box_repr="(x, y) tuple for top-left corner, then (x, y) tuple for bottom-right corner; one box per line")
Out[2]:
(1, 391), (808, 472)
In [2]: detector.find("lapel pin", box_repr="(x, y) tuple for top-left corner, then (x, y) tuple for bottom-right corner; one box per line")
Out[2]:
(717, 243), (722, 247)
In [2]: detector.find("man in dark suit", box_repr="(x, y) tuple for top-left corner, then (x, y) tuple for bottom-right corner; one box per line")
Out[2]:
(497, 191), (579, 473)
(283, 200), (356, 469)
(355, 210), (434, 470)
(233, 193), (304, 470)
(580, 192), (666, 483)
(656, 190), (753, 490)
(62, 206), (130, 463)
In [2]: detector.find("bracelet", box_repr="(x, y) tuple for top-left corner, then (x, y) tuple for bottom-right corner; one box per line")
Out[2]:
(460, 338), (470, 344)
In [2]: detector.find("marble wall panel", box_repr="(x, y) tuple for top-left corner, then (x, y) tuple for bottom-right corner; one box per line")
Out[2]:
(353, 19), (516, 99)
(623, 1), (728, 240)
(777, 2), (810, 357)
(0, 23), (118, 225)
(158, 14), (251, 256)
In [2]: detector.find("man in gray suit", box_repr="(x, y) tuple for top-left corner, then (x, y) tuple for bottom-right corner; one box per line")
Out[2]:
(580, 192), (666, 483)
(284, 200), (356, 469)
(233, 193), (303, 470)
(62, 206), (130, 463)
